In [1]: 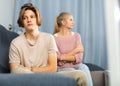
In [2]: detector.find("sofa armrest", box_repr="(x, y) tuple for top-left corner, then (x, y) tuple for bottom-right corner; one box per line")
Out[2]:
(104, 70), (109, 86)
(85, 63), (109, 86)
(91, 71), (105, 86)
(0, 72), (76, 86)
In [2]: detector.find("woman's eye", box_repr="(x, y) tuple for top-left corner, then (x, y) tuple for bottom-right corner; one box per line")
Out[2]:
(70, 19), (72, 21)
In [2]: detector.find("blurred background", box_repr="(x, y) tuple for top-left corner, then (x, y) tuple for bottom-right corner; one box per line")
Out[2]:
(0, 0), (120, 85)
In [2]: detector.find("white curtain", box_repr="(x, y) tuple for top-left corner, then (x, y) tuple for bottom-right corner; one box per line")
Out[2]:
(12, 0), (108, 69)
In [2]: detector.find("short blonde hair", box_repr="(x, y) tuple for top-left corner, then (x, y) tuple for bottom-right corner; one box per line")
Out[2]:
(17, 3), (42, 27)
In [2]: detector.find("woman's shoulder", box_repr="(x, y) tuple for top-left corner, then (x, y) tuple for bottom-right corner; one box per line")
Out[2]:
(72, 32), (80, 37)
(53, 32), (79, 38)
(53, 33), (58, 37)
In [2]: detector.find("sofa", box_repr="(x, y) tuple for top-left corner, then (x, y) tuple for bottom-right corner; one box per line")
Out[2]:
(85, 63), (109, 86)
(0, 24), (108, 86)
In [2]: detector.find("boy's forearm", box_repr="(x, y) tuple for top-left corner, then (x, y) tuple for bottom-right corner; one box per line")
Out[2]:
(31, 65), (57, 72)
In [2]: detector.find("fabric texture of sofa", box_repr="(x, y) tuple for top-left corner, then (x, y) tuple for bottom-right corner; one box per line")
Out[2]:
(85, 63), (109, 86)
(0, 24), (108, 86)
(0, 73), (76, 86)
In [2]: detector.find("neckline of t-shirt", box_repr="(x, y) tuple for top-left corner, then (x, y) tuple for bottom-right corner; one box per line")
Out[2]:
(23, 33), (40, 47)
(54, 32), (75, 37)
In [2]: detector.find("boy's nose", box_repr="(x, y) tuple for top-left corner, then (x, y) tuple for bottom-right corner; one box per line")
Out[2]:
(27, 18), (31, 22)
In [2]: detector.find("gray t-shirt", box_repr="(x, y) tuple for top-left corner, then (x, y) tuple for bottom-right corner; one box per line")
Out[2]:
(9, 32), (58, 67)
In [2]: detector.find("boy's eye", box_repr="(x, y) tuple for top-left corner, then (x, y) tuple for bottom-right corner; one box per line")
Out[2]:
(23, 17), (27, 20)
(31, 16), (34, 18)
(31, 15), (35, 18)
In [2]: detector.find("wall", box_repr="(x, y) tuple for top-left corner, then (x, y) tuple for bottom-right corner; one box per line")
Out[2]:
(0, 0), (14, 29)
(104, 0), (120, 86)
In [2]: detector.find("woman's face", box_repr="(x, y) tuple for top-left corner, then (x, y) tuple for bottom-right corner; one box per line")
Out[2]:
(22, 9), (37, 31)
(64, 15), (74, 29)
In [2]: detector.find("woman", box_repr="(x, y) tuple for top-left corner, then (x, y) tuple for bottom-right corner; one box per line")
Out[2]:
(9, 3), (87, 86)
(53, 12), (93, 86)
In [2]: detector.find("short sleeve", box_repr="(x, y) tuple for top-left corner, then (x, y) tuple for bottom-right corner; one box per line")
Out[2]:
(76, 33), (82, 45)
(9, 42), (20, 64)
(48, 34), (58, 53)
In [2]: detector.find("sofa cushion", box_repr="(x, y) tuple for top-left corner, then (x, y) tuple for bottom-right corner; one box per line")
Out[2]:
(85, 63), (104, 71)
(0, 72), (76, 86)
(0, 25), (18, 73)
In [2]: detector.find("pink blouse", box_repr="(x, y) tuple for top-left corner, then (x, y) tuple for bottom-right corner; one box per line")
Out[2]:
(54, 32), (83, 68)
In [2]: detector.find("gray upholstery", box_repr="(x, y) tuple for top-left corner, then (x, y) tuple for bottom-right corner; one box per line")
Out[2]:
(0, 73), (76, 86)
(91, 71), (105, 86)
(85, 63), (109, 86)
(0, 25), (18, 73)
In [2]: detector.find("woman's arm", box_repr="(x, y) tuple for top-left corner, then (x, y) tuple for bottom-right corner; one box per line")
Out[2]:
(58, 44), (84, 62)
(67, 44), (84, 56)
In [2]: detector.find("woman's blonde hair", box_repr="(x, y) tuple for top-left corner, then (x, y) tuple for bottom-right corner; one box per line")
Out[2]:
(17, 3), (42, 27)
(53, 12), (72, 34)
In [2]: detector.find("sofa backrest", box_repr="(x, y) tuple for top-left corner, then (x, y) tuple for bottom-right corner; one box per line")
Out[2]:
(0, 25), (18, 73)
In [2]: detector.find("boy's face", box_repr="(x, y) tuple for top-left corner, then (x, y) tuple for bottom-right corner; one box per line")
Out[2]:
(22, 9), (38, 31)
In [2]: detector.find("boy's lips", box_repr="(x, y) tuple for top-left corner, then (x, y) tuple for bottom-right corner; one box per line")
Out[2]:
(27, 24), (33, 26)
